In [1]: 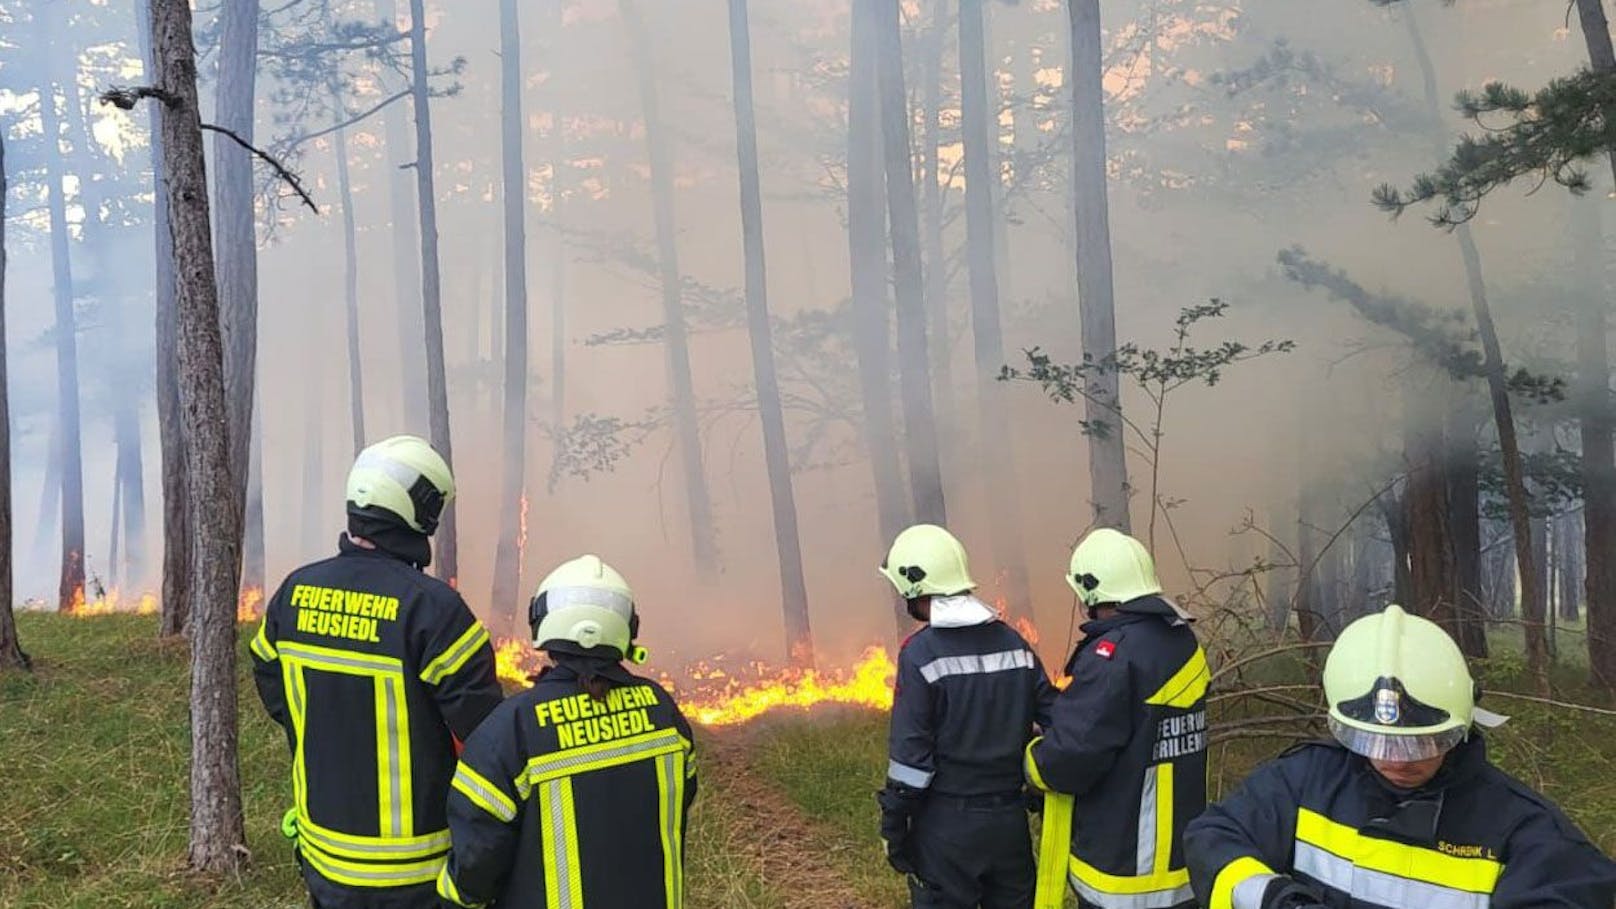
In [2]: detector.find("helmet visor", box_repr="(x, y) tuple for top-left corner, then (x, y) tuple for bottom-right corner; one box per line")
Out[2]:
(1328, 716), (1466, 763)
(531, 585), (634, 624)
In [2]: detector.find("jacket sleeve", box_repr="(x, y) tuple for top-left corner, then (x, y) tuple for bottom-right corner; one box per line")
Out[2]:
(437, 705), (525, 908)
(249, 582), (292, 748)
(1031, 651), (1058, 732)
(1491, 803), (1616, 908)
(1183, 756), (1303, 909)
(670, 699), (699, 816)
(885, 642), (936, 791)
(1025, 640), (1133, 795)
(416, 593), (505, 741)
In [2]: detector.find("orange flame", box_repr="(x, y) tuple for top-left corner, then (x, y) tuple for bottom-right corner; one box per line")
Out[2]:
(238, 587), (265, 623)
(495, 636), (541, 688)
(1013, 615), (1040, 646)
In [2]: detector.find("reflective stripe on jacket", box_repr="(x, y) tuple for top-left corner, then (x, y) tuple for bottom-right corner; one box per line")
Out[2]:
(1025, 597), (1208, 909)
(437, 664), (697, 909)
(1183, 735), (1616, 909)
(251, 535), (504, 890)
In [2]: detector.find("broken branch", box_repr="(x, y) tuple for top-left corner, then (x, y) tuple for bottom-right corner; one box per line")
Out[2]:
(200, 124), (320, 214)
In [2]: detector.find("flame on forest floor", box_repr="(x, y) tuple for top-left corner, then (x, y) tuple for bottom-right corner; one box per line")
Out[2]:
(64, 586), (265, 623)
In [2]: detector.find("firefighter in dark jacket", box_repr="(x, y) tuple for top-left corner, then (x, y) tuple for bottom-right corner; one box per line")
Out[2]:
(1184, 603), (1616, 909)
(436, 554), (697, 909)
(251, 435), (504, 909)
(878, 523), (1058, 909)
(1024, 528), (1207, 909)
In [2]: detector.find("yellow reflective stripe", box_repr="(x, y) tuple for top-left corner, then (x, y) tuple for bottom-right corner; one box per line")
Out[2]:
(540, 777), (584, 908)
(1025, 736), (1052, 792)
(394, 675), (413, 837)
(1069, 855), (1190, 895)
(1153, 763), (1174, 876)
(453, 762), (518, 823)
(1035, 792), (1076, 909)
(421, 621), (490, 685)
(284, 662), (309, 816)
(279, 640), (403, 674)
(523, 728), (686, 786)
(655, 751), (686, 908)
(300, 838), (444, 888)
(1210, 856), (1276, 909)
(251, 621), (277, 661)
(296, 815), (449, 860)
(437, 866), (481, 908)
(1145, 647), (1209, 707)
(1295, 808), (1502, 893)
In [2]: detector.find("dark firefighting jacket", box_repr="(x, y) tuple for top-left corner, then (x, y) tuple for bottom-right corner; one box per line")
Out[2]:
(435, 662), (697, 909)
(250, 535), (504, 893)
(1183, 735), (1616, 909)
(1025, 596), (1208, 909)
(886, 597), (1057, 797)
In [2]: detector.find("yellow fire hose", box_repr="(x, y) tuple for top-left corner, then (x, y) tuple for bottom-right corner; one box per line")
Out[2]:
(1034, 791), (1074, 909)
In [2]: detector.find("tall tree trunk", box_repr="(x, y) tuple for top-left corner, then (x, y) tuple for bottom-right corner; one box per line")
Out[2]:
(621, 0), (719, 580)
(1561, 509), (1584, 622)
(242, 404), (265, 592)
(30, 424), (59, 570)
(491, 0), (530, 631)
(377, 0), (427, 431)
(547, 0), (568, 461)
(1382, 491), (1414, 608)
(921, 0), (955, 454)
(959, 0), (1031, 608)
(728, 0), (814, 666)
(139, 0), (189, 636)
(330, 76), (365, 455)
(872, 0), (948, 527)
(1067, 0), (1130, 532)
(848, 0), (911, 613)
(113, 365), (148, 587)
(408, 0), (458, 583)
(149, 0), (248, 870)
(0, 130), (27, 670)
(109, 467), (123, 588)
(1403, 372), (1460, 633)
(214, 0), (261, 593)
(39, 34), (86, 614)
(302, 361), (326, 557)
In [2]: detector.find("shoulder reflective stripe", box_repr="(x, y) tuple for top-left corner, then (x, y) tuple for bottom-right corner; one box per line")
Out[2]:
(436, 866), (483, 908)
(296, 815), (449, 860)
(1209, 857), (1277, 909)
(299, 838), (444, 888)
(1024, 737), (1052, 792)
(1144, 647), (1210, 708)
(1067, 857), (1195, 909)
(250, 622), (277, 661)
(524, 728), (687, 786)
(887, 759), (934, 789)
(453, 762), (518, 823)
(1295, 842), (1488, 909)
(918, 648), (1036, 683)
(421, 621), (490, 685)
(540, 777), (584, 908)
(1295, 808), (1502, 894)
(278, 640), (403, 674)
(656, 751), (687, 908)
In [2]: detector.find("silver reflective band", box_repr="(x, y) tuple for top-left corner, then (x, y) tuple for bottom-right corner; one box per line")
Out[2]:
(887, 759), (935, 789)
(1295, 842), (1490, 909)
(384, 677), (404, 836)
(453, 766), (517, 823)
(353, 448), (424, 492)
(278, 641), (403, 673)
(1135, 766), (1158, 875)
(1231, 873), (1276, 909)
(544, 585), (634, 617)
(1067, 874), (1196, 909)
(918, 649), (1035, 683)
(525, 728), (685, 783)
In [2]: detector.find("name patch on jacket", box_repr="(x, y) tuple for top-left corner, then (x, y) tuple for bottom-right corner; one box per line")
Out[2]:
(536, 684), (663, 749)
(1152, 709), (1208, 761)
(288, 584), (400, 643)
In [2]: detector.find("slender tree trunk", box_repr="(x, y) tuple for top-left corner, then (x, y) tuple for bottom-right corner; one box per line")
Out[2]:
(148, 0), (248, 870)
(491, 0), (530, 631)
(1382, 491), (1414, 608)
(1561, 509), (1584, 623)
(959, 0), (1031, 608)
(377, 0), (427, 431)
(1067, 0), (1130, 532)
(0, 130), (27, 670)
(1404, 405), (1458, 633)
(728, 0), (814, 666)
(109, 456), (124, 588)
(39, 36), (86, 614)
(243, 405), (265, 592)
(921, 0), (954, 452)
(114, 370), (147, 587)
(302, 361), (325, 557)
(408, 0), (458, 583)
(329, 77), (366, 455)
(621, 0), (719, 580)
(547, 0), (568, 460)
(1571, 191), (1616, 686)
(30, 425), (59, 570)
(872, 0), (948, 527)
(1447, 425), (1487, 657)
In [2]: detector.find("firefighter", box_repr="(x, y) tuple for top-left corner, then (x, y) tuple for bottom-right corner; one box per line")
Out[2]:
(250, 435), (503, 909)
(877, 523), (1057, 909)
(1024, 528), (1207, 909)
(1184, 604), (1616, 908)
(436, 554), (697, 908)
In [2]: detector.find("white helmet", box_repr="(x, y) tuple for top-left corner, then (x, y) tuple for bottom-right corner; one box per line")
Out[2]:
(345, 435), (455, 534)
(1067, 528), (1162, 606)
(529, 555), (646, 663)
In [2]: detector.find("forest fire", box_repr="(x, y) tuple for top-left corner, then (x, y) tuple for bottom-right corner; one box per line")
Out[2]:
(62, 586), (266, 622)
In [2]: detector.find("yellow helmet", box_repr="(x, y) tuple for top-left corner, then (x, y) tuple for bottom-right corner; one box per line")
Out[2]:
(529, 555), (643, 662)
(1323, 604), (1490, 762)
(1067, 528), (1162, 606)
(345, 435), (455, 534)
(879, 524), (977, 600)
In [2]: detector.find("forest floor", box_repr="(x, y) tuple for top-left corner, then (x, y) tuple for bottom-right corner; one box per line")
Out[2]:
(1, 614), (1613, 908)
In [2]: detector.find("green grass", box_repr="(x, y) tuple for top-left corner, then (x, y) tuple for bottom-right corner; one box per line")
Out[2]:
(0, 614), (781, 909)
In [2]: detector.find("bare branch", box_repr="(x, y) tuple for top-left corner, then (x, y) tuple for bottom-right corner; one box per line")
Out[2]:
(285, 88), (411, 149)
(200, 124), (320, 214)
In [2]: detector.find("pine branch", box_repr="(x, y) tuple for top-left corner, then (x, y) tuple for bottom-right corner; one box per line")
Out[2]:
(199, 124), (319, 214)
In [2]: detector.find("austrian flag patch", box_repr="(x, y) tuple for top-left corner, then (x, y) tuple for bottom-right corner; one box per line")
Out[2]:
(1095, 640), (1116, 660)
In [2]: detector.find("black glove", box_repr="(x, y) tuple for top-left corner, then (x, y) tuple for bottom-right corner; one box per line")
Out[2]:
(1261, 876), (1327, 909)
(876, 785), (922, 875)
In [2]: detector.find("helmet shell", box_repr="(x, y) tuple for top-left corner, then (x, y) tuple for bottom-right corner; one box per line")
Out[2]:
(879, 524), (976, 599)
(1067, 528), (1162, 605)
(1323, 604), (1476, 761)
(345, 435), (455, 534)
(532, 555), (635, 658)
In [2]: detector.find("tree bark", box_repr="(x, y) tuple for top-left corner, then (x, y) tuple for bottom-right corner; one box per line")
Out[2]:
(0, 130), (27, 670)
(148, 0), (248, 871)
(242, 403), (265, 593)
(921, 0), (955, 456)
(728, 0), (814, 666)
(331, 84), (366, 455)
(377, 0), (427, 431)
(548, 3), (568, 459)
(302, 361), (326, 557)
(39, 24), (86, 614)
(1067, 0), (1131, 532)
(138, 0), (190, 636)
(871, 0), (948, 528)
(1403, 371), (1460, 634)
(1446, 420), (1487, 657)
(620, 0), (720, 580)
(408, 0), (458, 583)
(1571, 191), (1616, 686)
(959, 0), (1031, 608)
(491, 0), (531, 630)
(1560, 508), (1584, 623)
